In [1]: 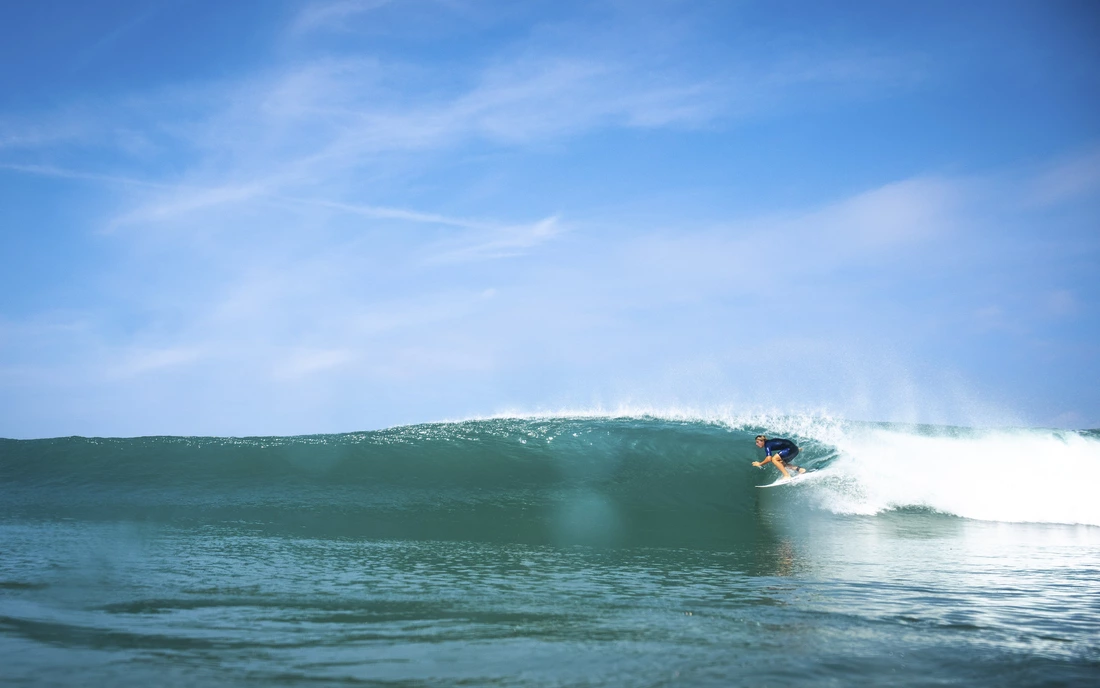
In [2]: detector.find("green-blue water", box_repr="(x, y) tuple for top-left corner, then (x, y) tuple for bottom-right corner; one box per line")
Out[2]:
(1, 416), (1098, 686)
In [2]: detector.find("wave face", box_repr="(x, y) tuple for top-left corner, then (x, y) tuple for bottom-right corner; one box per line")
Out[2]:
(2, 416), (1098, 544)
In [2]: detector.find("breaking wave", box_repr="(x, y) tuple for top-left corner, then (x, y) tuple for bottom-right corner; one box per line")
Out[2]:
(2, 413), (1097, 544)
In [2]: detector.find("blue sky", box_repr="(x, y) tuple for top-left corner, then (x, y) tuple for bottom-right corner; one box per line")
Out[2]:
(1, 0), (1098, 438)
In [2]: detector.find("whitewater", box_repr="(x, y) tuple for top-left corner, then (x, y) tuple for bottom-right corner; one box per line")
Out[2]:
(1, 412), (1098, 686)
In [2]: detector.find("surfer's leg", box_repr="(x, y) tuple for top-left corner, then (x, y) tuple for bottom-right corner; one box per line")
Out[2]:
(786, 450), (806, 473)
(773, 456), (792, 479)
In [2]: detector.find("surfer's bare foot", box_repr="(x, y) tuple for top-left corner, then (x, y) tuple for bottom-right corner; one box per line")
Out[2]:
(798, 467), (806, 474)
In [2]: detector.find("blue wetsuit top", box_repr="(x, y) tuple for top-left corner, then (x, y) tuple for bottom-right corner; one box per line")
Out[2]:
(764, 438), (799, 461)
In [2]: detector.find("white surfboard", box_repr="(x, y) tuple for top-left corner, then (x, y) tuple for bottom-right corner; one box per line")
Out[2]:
(756, 472), (812, 488)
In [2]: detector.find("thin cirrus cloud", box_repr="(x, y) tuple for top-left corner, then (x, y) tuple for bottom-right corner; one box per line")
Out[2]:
(86, 43), (913, 247)
(273, 348), (357, 379)
(1026, 145), (1100, 208)
(106, 347), (205, 379)
(612, 175), (968, 302)
(73, 54), (722, 237)
(424, 217), (564, 264)
(0, 3), (922, 250)
(290, 0), (396, 34)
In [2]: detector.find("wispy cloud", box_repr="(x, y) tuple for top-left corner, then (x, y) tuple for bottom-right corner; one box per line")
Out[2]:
(105, 181), (273, 231)
(0, 117), (91, 150)
(595, 175), (970, 313)
(291, 0), (395, 34)
(1043, 289), (1080, 318)
(790, 176), (966, 253)
(107, 347), (204, 379)
(1027, 144), (1100, 207)
(285, 197), (495, 230)
(426, 216), (563, 263)
(18, 49), (732, 238)
(0, 3), (927, 255)
(273, 348), (357, 378)
(71, 5), (162, 72)
(0, 162), (172, 189)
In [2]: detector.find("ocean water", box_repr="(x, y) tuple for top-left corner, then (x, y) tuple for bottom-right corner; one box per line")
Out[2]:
(1, 415), (1098, 686)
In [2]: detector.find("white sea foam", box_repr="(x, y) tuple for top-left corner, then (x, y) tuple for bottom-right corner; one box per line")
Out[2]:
(803, 424), (1100, 526)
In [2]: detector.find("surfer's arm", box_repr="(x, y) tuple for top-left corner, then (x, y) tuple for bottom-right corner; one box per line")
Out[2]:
(753, 455), (777, 468)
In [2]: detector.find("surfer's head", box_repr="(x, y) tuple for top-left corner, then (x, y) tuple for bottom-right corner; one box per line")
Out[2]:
(755, 435), (767, 447)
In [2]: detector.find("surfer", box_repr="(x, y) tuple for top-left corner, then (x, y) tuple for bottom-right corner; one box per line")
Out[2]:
(753, 435), (806, 479)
